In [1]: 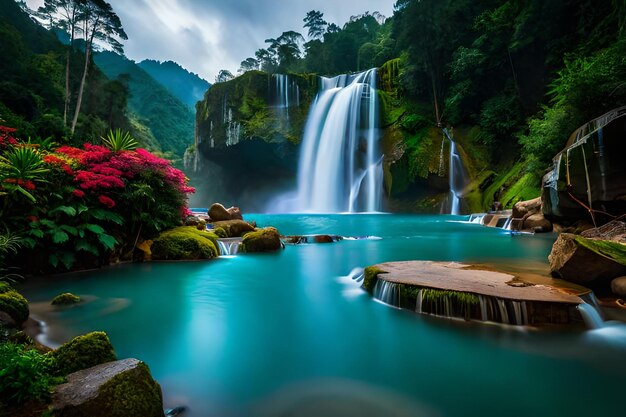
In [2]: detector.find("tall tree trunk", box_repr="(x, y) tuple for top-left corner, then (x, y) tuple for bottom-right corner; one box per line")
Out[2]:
(430, 68), (441, 126)
(70, 45), (90, 135)
(64, 49), (70, 126)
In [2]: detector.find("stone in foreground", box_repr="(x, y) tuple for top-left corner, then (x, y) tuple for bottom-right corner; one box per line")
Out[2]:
(241, 227), (282, 252)
(549, 233), (626, 284)
(52, 358), (164, 417)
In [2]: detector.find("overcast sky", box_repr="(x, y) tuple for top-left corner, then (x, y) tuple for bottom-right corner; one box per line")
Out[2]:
(25, 0), (396, 82)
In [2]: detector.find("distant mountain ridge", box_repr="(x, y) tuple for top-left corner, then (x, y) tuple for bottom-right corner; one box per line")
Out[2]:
(94, 51), (195, 158)
(138, 59), (211, 109)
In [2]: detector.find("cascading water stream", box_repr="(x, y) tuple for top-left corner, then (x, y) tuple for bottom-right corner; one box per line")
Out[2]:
(296, 69), (382, 213)
(577, 293), (606, 329)
(443, 128), (467, 215)
(216, 238), (241, 256)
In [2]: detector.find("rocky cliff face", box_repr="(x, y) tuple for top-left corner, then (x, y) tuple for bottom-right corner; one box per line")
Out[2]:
(187, 71), (317, 210)
(542, 106), (626, 224)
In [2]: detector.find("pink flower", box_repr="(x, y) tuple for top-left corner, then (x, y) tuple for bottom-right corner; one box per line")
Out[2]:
(72, 189), (85, 198)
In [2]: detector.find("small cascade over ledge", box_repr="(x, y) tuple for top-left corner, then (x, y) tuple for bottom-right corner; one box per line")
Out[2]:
(296, 69), (383, 213)
(217, 238), (242, 256)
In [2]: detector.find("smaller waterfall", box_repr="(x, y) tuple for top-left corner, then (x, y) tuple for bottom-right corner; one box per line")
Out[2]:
(216, 238), (241, 256)
(273, 74), (300, 111)
(443, 128), (467, 215)
(373, 280), (401, 307)
(577, 293), (606, 329)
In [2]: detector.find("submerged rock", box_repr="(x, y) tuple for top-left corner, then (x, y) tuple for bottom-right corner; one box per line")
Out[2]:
(51, 292), (81, 306)
(549, 233), (626, 284)
(52, 358), (164, 417)
(241, 227), (282, 252)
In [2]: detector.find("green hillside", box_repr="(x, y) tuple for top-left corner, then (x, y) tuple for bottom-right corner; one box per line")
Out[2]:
(138, 59), (211, 109)
(94, 51), (195, 158)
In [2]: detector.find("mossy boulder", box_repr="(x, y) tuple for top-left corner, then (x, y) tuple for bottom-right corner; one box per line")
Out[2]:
(50, 331), (117, 376)
(52, 358), (164, 417)
(151, 226), (219, 260)
(0, 282), (29, 325)
(51, 293), (81, 306)
(241, 227), (282, 252)
(549, 233), (626, 284)
(212, 220), (255, 237)
(212, 227), (227, 238)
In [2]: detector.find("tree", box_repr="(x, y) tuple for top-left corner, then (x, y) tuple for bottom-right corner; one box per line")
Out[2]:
(70, 0), (127, 135)
(35, 0), (83, 126)
(303, 10), (327, 40)
(265, 31), (304, 72)
(238, 57), (259, 73)
(215, 69), (234, 83)
(255, 48), (276, 72)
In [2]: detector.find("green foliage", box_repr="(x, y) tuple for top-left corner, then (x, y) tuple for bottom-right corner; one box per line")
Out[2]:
(50, 331), (117, 376)
(51, 292), (81, 305)
(151, 226), (218, 260)
(101, 129), (138, 152)
(0, 285), (29, 324)
(0, 342), (60, 407)
(420, 288), (479, 319)
(0, 232), (23, 283)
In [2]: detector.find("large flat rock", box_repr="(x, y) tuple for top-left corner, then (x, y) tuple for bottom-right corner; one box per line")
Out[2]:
(373, 261), (584, 304)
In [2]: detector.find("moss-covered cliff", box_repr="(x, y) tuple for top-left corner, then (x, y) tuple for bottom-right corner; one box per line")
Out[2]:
(378, 59), (538, 213)
(195, 71), (318, 149)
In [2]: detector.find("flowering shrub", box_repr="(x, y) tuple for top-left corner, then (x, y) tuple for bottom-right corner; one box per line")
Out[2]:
(0, 125), (195, 273)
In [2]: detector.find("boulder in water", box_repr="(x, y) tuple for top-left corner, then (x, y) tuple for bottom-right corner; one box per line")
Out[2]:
(511, 197), (552, 232)
(241, 227), (282, 252)
(52, 358), (164, 417)
(211, 220), (255, 237)
(549, 233), (626, 284)
(611, 276), (626, 297)
(208, 203), (231, 221)
(227, 206), (243, 220)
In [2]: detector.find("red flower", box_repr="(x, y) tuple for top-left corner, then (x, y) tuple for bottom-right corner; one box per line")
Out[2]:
(98, 195), (116, 208)
(72, 189), (85, 198)
(26, 215), (38, 223)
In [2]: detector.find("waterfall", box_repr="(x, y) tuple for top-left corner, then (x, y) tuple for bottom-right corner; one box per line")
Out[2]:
(373, 279), (401, 307)
(296, 69), (382, 213)
(216, 238), (241, 256)
(273, 74), (300, 116)
(577, 293), (605, 329)
(443, 128), (467, 215)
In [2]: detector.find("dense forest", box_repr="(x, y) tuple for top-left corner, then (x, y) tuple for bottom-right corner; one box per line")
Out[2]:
(0, 0), (208, 161)
(184, 0), (618, 213)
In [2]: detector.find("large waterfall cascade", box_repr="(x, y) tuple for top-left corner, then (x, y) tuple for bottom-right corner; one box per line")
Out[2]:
(296, 69), (383, 213)
(443, 128), (468, 215)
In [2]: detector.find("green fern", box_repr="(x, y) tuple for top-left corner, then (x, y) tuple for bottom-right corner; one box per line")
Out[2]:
(101, 129), (139, 152)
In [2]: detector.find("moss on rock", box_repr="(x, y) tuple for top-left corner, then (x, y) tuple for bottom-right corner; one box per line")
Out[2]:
(363, 266), (384, 294)
(50, 331), (116, 376)
(575, 236), (626, 266)
(151, 226), (219, 260)
(241, 227), (282, 252)
(211, 220), (255, 238)
(0, 283), (29, 325)
(97, 361), (163, 417)
(51, 293), (81, 306)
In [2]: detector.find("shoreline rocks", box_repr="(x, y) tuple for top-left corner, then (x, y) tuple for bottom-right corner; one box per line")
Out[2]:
(52, 358), (164, 417)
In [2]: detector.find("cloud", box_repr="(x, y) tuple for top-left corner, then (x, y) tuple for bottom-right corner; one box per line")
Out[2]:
(27, 0), (396, 81)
